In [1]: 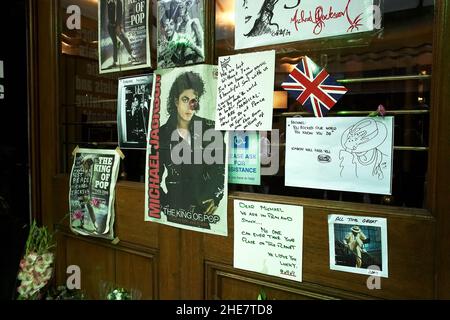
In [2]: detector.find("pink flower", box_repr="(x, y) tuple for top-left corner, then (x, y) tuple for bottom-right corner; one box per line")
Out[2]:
(91, 198), (101, 208)
(377, 104), (386, 116)
(72, 210), (84, 220)
(19, 259), (27, 270)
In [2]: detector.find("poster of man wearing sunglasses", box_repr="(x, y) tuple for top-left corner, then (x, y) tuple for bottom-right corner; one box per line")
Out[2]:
(145, 65), (228, 236)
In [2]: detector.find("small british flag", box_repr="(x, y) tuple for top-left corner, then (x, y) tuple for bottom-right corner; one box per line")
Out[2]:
(281, 56), (348, 117)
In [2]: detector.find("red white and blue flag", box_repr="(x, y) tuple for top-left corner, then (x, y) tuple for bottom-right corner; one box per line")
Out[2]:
(281, 56), (348, 117)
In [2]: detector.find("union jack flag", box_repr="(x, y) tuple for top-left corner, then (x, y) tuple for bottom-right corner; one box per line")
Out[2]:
(281, 56), (348, 117)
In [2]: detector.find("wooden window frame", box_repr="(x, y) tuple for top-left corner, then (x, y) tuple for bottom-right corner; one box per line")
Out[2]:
(27, 0), (450, 298)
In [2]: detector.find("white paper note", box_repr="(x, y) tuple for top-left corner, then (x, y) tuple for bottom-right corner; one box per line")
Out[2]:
(234, 200), (303, 282)
(235, 0), (375, 50)
(285, 117), (394, 195)
(216, 50), (275, 131)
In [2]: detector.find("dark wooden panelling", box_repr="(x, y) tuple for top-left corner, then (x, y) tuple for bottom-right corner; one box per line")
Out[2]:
(115, 250), (157, 300)
(53, 175), (435, 299)
(158, 225), (181, 299)
(115, 181), (159, 247)
(302, 208), (435, 299)
(204, 193), (435, 299)
(205, 262), (374, 300)
(65, 237), (115, 299)
(55, 233), (67, 288)
(429, 0), (450, 298)
(56, 230), (159, 300)
(52, 175), (70, 228)
(32, 0), (60, 228)
(180, 231), (204, 299)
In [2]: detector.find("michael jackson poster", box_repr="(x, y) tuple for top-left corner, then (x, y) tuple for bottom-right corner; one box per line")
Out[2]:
(69, 147), (123, 240)
(98, 0), (151, 73)
(145, 65), (228, 236)
(117, 74), (155, 149)
(157, 0), (205, 69)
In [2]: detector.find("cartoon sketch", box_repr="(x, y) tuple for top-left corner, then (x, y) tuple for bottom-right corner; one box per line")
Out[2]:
(339, 118), (388, 180)
(244, 0), (279, 37)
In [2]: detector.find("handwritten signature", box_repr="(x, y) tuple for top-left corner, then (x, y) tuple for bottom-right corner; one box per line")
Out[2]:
(290, 0), (364, 35)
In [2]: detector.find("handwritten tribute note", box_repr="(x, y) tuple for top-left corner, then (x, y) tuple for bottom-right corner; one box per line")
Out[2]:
(234, 200), (303, 282)
(285, 117), (394, 195)
(235, 0), (375, 50)
(215, 50), (275, 131)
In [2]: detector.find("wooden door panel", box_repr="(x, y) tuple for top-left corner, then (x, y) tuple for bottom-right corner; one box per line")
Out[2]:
(53, 176), (436, 299)
(65, 236), (115, 299)
(205, 262), (373, 300)
(204, 194), (435, 299)
(115, 182), (159, 248)
(115, 250), (158, 299)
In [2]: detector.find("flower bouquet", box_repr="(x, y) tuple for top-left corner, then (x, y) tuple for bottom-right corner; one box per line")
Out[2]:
(99, 281), (141, 300)
(16, 220), (55, 300)
(107, 288), (132, 300)
(45, 285), (86, 300)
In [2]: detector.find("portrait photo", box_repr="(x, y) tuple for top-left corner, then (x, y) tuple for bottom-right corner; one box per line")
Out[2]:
(145, 65), (228, 236)
(98, 0), (151, 73)
(328, 214), (388, 278)
(117, 74), (154, 149)
(157, 0), (205, 69)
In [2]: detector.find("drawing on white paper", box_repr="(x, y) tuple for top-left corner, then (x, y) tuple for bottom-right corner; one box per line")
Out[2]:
(244, 0), (280, 37)
(339, 118), (388, 180)
(235, 0), (375, 50)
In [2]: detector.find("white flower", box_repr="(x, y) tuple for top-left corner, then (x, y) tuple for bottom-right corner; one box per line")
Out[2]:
(17, 284), (31, 297)
(42, 253), (54, 266)
(26, 252), (39, 265)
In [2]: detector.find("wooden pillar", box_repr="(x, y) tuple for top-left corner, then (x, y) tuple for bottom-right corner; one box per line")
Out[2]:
(428, 0), (450, 299)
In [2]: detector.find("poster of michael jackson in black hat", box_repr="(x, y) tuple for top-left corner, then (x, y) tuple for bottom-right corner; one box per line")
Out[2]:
(157, 0), (205, 69)
(98, 0), (151, 73)
(145, 65), (228, 236)
(117, 74), (154, 149)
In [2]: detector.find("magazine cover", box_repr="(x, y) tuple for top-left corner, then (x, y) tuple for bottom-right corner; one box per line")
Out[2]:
(69, 147), (123, 239)
(117, 74), (155, 149)
(157, 0), (205, 69)
(98, 0), (151, 73)
(145, 65), (228, 236)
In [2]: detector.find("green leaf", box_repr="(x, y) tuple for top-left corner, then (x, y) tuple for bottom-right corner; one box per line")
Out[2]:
(257, 289), (267, 300)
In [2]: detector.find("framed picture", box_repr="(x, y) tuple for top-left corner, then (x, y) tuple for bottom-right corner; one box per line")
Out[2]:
(156, 0), (206, 68)
(117, 74), (155, 149)
(98, 0), (151, 73)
